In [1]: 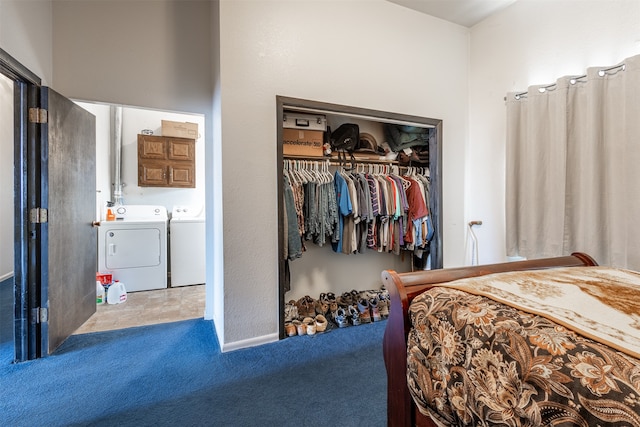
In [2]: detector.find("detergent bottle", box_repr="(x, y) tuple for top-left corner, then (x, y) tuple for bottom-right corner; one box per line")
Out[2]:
(96, 281), (105, 305)
(105, 201), (116, 221)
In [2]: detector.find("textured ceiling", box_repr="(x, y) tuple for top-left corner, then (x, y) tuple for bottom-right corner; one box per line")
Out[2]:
(386, 0), (517, 28)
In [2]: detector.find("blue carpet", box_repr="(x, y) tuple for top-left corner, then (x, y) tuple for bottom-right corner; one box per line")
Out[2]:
(0, 319), (387, 426)
(0, 277), (13, 366)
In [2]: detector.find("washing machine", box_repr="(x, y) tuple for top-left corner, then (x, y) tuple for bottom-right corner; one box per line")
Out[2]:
(170, 205), (205, 287)
(98, 205), (168, 292)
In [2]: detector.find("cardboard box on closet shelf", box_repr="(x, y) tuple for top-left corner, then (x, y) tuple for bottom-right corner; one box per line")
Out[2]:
(282, 111), (326, 156)
(162, 120), (199, 139)
(283, 112), (327, 132)
(282, 129), (324, 156)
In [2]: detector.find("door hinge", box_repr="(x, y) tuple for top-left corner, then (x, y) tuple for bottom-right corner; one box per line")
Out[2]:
(31, 307), (48, 324)
(29, 107), (48, 124)
(30, 208), (48, 224)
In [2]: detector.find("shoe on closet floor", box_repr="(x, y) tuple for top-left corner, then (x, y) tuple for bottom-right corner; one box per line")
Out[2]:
(296, 296), (316, 318)
(334, 308), (349, 328)
(369, 298), (381, 322)
(348, 305), (361, 326)
(285, 322), (297, 337)
(357, 299), (371, 324)
(285, 300), (298, 322)
(337, 292), (353, 307)
(315, 299), (329, 315)
(303, 317), (317, 335)
(321, 292), (338, 313)
(378, 295), (389, 319)
(293, 319), (306, 336)
(315, 315), (328, 333)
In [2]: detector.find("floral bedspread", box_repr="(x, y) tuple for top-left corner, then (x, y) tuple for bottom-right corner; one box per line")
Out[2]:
(407, 285), (640, 426)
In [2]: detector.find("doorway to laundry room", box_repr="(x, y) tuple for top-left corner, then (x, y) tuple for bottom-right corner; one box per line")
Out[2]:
(72, 101), (207, 334)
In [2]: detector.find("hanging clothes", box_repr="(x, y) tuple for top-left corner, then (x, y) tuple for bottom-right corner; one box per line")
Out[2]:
(283, 171), (303, 261)
(283, 160), (433, 261)
(333, 169), (352, 253)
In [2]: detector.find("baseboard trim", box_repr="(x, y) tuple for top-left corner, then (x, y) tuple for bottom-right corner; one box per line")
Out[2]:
(221, 332), (279, 353)
(0, 272), (13, 284)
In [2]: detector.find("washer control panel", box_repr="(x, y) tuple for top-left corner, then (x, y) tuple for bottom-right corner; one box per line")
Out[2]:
(110, 205), (168, 221)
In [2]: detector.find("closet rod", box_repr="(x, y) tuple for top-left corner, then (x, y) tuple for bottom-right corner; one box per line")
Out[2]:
(283, 155), (399, 165)
(283, 158), (429, 173)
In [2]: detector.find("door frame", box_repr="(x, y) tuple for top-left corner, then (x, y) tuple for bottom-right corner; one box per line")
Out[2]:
(1, 47), (42, 362)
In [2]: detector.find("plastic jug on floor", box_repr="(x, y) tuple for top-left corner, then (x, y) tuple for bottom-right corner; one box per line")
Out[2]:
(107, 281), (127, 304)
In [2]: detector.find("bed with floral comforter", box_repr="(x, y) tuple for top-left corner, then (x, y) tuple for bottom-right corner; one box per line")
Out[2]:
(405, 266), (640, 427)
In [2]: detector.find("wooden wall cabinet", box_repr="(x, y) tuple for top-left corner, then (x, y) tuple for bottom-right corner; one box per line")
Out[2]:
(137, 134), (195, 188)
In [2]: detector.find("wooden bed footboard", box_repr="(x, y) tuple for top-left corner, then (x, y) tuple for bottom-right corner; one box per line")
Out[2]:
(380, 252), (598, 427)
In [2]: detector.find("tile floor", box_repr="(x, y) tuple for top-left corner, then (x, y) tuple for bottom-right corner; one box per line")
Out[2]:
(74, 284), (205, 334)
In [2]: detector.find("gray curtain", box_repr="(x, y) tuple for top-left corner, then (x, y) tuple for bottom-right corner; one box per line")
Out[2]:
(506, 54), (640, 269)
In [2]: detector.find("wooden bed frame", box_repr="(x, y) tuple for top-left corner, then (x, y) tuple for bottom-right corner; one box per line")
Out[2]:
(380, 252), (598, 427)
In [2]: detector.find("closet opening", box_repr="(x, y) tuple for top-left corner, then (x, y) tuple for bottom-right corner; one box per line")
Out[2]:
(276, 96), (443, 338)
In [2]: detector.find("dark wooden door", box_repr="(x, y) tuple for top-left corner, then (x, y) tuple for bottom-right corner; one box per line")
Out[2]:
(38, 87), (96, 355)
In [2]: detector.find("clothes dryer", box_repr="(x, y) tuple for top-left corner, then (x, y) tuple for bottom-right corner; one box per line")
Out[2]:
(170, 205), (205, 287)
(97, 205), (168, 292)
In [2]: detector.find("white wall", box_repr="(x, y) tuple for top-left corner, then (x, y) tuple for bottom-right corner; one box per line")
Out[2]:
(0, 74), (13, 281)
(218, 0), (470, 349)
(467, 0), (640, 265)
(0, 0), (53, 85)
(52, 1), (212, 116)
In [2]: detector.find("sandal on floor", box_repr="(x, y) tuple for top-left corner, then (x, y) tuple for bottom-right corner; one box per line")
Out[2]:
(315, 299), (329, 315)
(297, 296), (316, 318)
(328, 300), (338, 313)
(357, 299), (371, 324)
(337, 292), (353, 307)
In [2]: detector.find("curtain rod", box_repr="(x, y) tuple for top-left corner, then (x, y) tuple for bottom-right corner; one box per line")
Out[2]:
(505, 62), (626, 101)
